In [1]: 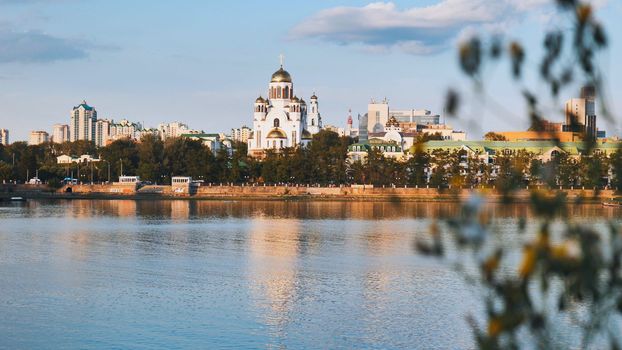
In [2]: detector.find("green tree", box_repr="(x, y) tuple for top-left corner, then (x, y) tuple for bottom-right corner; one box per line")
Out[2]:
(137, 134), (164, 183)
(100, 139), (139, 180)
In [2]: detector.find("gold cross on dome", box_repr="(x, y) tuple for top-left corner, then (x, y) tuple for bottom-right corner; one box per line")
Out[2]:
(279, 54), (284, 67)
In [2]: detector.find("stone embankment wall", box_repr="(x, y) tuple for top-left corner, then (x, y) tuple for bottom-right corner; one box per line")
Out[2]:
(51, 183), (618, 202)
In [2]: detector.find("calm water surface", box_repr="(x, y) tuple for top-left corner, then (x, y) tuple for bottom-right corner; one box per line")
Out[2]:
(0, 200), (618, 349)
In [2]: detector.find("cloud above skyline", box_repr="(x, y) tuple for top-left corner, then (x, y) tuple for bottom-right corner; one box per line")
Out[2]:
(289, 0), (558, 55)
(0, 27), (90, 63)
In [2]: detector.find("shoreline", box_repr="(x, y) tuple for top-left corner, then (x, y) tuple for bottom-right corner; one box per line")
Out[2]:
(0, 184), (617, 203)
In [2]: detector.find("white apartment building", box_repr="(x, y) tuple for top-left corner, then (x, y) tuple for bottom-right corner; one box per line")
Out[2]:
(29, 130), (49, 145)
(95, 119), (112, 147)
(136, 128), (160, 140)
(418, 124), (467, 141)
(324, 124), (345, 137)
(70, 100), (97, 142)
(0, 129), (8, 145)
(110, 119), (142, 141)
(231, 126), (252, 143)
(367, 99), (441, 133)
(52, 124), (70, 143)
(158, 122), (190, 140)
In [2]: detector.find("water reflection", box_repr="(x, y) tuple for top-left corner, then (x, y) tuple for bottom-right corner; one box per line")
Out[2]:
(247, 218), (301, 342)
(0, 199), (620, 349)
(3, 199), (620, 220)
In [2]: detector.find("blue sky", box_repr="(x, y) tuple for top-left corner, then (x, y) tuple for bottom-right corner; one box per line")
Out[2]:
(0, 0), (621, 141)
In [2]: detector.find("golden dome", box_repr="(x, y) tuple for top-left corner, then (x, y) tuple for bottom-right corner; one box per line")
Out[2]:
(255, 96), (265, 103)
(271, 67), (292, 83)
(292, 95), (300, 102)
(266, 128), (287, 139)
(310, 93), (318, 100)
(301, 129), (312, 139)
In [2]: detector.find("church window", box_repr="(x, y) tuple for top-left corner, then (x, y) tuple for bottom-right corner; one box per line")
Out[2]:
(274, 119), (280, 127)
(277, 87), (281, 98)
(311, 119), (315, 126)
(284, 86), (289, 99)
(280, 140), (283, 148)
(273, 140), (276, 148)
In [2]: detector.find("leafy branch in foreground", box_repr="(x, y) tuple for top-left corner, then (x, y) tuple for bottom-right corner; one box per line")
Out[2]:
(418, 1), (622, 349)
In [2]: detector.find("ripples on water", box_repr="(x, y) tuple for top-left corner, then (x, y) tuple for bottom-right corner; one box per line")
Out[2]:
(0, 200), (619, 349)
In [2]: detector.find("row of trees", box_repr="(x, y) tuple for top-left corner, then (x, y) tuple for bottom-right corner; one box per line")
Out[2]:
(0, 131), (351, 187)
(1, 130), (621, 189)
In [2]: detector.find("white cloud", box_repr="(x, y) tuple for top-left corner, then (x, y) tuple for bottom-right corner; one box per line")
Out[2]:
(289, 0), (607, 55)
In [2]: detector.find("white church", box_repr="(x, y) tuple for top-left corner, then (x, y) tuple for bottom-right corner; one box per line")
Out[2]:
(247, 60), (322, 156)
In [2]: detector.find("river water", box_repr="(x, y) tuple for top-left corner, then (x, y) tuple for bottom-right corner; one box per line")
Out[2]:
(0, 200), (619, 349)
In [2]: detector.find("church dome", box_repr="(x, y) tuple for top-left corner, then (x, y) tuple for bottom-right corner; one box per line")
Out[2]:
(300, 98), (306, 105)
(292, 95), (300, 102)
(310, 93), (318, 100)
(385, 116), (400, 127)
(266, 128), (287, 139)
(255, 96), (265, 103)
(301, 129), (312, 140)
(271, 67), (292, 83)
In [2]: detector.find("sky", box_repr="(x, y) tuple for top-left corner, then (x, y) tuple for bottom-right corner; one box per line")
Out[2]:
(0, 0), (621, 142)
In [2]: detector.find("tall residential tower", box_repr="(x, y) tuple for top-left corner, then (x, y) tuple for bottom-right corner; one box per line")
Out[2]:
(70, 100), (97, 142)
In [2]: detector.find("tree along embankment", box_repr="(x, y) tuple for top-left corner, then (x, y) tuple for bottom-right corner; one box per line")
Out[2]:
(0, 183), (617, 203)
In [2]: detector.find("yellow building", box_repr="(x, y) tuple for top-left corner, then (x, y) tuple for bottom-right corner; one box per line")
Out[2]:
(497, 131), (583, 142)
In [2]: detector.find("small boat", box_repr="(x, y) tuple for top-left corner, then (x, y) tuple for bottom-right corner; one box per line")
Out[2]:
(603, 201), (622, 207)
(10, 197), (26, 202)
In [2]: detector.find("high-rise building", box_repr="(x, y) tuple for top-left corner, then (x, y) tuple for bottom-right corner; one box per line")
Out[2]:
(52, 124), (70, 143)
(231, 126), (252, 143)
(95, 119), (112, 147)
(0, 129), (8, 145)
(29, 130), (49, 145)
(367, 99), (390, 133)
(564, 85), (597, 139)
(70, 100), (97, 142)
(358, 113), (368, 143)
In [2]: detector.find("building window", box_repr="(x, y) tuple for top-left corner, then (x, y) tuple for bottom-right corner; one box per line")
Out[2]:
(284, 86), (289, 99)
(280, 140), (283, 148)
(274, 119), (280, 128)
(311, 119), (315, 126)
(277, 87), (282, 98)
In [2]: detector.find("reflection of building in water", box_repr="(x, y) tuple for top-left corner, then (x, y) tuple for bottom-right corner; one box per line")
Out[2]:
(97, 200), (137, 217)
(170, 200), (190, 221)
(247, 217), (301, 333)
(116, 200), (137, 217)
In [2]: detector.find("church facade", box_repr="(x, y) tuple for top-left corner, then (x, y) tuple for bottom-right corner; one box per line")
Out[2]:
(247, 64), (322, 156)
